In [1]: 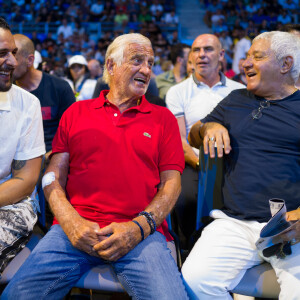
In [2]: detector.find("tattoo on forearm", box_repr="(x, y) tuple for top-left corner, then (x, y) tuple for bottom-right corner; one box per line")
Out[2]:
(12, 160), (26, 170)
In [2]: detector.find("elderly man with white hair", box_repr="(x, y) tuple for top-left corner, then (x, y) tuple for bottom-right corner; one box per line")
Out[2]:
(183, 31), (300, 300)
(2, 33), (188, 300)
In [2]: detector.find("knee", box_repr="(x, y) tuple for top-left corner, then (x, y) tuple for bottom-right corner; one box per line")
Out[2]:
(182, 256), (211, 295)
(182, 254), (228, 298)
(2, 282), (22, 299)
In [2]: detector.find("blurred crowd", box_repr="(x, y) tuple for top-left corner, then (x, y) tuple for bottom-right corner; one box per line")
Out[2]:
(202, 0), (300, 73)
(1, 0), (179, 78)
(0, 0), (299, 87)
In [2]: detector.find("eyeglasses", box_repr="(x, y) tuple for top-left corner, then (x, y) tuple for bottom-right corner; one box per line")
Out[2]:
(252, 100), (270, 120)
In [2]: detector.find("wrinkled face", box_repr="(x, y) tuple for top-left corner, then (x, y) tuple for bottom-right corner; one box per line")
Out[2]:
(70, 63), (86, 82)
(243, 39), (282, 98)
(12, 39), (28, 81)
(0, 29), (17, 91)
(186, 51), (194, 76)
(110, 43), (154, 98)
(191, 34), (224, 80)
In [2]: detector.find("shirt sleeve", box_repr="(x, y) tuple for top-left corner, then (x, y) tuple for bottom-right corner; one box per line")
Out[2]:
(15, 97), (46, 160)
(166, 85), (184, 118)
(158, 108), (185, 174)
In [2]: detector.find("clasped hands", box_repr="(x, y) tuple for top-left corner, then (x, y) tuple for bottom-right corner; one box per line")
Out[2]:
(66, 217), (143, 261)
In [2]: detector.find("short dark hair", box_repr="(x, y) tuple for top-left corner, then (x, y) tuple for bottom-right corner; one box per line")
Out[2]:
(0, 17), (10, 31)
(170, 43), (190, 65)
(282, 24), (300, 33)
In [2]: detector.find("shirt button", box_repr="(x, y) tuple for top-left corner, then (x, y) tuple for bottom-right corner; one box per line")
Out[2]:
(114, 113), (118, 117)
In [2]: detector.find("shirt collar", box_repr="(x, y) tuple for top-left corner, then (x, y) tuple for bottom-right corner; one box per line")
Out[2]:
(0, 91), (11, 111)
(92, 90), (152, 113)
(192, 72), (227, 87)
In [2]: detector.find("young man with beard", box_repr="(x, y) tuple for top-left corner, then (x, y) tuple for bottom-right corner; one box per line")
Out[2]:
(0, 18), (45, 274)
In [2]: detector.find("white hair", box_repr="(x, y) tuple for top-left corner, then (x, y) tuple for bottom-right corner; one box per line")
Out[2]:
(253, 31), (300, 84)
(103, 33), (152, 85)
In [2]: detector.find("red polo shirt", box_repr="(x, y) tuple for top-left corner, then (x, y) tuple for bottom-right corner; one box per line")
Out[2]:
(52, 90), (184, 240)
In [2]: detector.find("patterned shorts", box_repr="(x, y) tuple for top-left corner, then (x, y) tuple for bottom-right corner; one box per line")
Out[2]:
(0, 198), (37, 273)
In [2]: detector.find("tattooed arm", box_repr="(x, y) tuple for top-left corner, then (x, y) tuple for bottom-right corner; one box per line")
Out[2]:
(0, 156), (42, 207)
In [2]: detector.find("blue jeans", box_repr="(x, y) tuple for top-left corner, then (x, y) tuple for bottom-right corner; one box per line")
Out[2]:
(2, 225), (188, 300)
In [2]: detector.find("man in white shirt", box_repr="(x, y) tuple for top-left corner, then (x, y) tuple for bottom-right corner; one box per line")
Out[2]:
(56, 18), (73, 40)
(166, 34), (244, 248)
(0, 18), (45, 273)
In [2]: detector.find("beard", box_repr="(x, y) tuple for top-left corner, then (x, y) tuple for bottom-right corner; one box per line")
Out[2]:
(0, 69), (14, 92)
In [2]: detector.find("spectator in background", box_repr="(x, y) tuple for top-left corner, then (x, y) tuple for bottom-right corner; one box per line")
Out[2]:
(150, 0), (164, 16)
(57, 18), (73, 40)
(245, 1), (259, 16)
(278, 9), (292, 25)
(163, 10), (179, 25)
(88, 59), (102, 80)
(13, 34), (75, 161)
(90, 0), (104, 21)
(166, 34), (244, 249)
(232, 58), (247, 85)
(168, 30), (180, 45)
(186, 50), (194, 77)
(232, 28), (251, 74)
(114, 8), (129, 29)
(66, 55), (97, 101)
(156, 43), (190, 100)
(138, 7), (152, 23)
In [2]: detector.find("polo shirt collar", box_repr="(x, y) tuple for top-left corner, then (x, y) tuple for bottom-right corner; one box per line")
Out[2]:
(92, 90), (152, 113)
(0, 91), (11, 111)
(192, 72), (227, 87)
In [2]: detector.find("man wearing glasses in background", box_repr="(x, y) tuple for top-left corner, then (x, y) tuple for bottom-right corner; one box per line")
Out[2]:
(183, 31), (300, 299)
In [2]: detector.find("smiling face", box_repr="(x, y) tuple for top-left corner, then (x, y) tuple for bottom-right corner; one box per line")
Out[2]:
(191, 34), (224, 81)
(0, 28), (17, 91)
(243, 39), (282, 98)
(110, 43), (154, 99)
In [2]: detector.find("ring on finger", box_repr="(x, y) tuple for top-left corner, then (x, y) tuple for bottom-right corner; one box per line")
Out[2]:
(209, 137), (215, 142)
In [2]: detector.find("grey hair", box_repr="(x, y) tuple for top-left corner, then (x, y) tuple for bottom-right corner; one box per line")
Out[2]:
(103, 33), (152, 85)
(253, 31), (300, 84)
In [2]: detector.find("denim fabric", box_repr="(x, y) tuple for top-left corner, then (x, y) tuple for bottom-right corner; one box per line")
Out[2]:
(2, 225), (188, 300)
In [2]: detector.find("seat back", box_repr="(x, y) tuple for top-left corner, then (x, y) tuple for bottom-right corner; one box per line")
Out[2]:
(197, 147), (280, 298)
(196, 146), (223, 230)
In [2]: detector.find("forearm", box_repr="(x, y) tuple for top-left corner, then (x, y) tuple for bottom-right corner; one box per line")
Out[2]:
(44, 181), (83, 231)
(142, 170), (181, 229)
(0, 178), (36, 207)
(43, 153), (83, 233)
(188, 121), (204, 148)
(0, 157), (42, 207)
(182, 138), (199, 169)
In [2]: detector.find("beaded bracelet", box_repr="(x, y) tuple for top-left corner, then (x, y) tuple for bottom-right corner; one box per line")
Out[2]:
(132, 220), (144, 241)
(138, 211), (156, 234)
